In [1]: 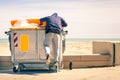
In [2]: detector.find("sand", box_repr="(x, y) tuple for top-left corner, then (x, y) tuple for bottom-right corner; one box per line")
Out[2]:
(64, 42), (92, 55)
(0, 42), (120, 80)
(0, 42), (92, 56)
(0, 43), (11, 56)
(0, 65), (120, 80)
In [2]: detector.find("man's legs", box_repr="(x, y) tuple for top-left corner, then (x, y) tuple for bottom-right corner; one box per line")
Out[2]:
(44, 33), (61, 65)
(53, 34), (60, 63)
(44, 33), (53, 64)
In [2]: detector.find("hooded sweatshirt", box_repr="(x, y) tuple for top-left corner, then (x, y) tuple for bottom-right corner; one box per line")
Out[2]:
(40, 13), (67, 34)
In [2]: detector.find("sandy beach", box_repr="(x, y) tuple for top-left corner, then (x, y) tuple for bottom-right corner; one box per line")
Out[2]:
(0, 43), (11, 56)
(0, 42), (120, 80)
(0, 42), (92, 56)
(0, 66), (120, 80)
(64, 42), (92, 55)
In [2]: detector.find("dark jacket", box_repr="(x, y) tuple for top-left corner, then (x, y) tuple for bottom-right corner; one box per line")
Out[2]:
(40, 13), (67, 34)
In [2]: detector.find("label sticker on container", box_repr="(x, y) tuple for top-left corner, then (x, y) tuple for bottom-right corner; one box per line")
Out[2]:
(20, 35), (29, 52)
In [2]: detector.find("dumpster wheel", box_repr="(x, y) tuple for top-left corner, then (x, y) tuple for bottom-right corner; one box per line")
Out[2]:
(13, 66), (19, 73)
(13, 64), (20, 73)
(19, 64), (25, 71)
(55, 66), (59, 72)
(49, 64), (60, 72)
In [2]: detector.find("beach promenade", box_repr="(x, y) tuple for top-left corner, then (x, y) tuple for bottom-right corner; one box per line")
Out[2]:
(0, 42), (120, 80)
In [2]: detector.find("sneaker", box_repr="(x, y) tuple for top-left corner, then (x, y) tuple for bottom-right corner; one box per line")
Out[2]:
(54, 61), (59, 66)
(46, 54), (50, 64)
(46, 54), (49, 60)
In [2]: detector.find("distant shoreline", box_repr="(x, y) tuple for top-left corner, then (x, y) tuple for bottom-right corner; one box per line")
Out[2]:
(66, 38), (120, 42)
(0, 38), (120, 44)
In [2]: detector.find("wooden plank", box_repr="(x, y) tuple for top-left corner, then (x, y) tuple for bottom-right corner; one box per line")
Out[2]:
(92, 41), (113, 55)
(0, 56), (11, 61)
(115, 43), (120, 65)
(81, 55), (111, 61)
(63, 61), (111, 68)
(92, 41), (113, 65)
(0, 61), (12, 67)
(63, 56), (81, 62)
(63, 55), (111, 61)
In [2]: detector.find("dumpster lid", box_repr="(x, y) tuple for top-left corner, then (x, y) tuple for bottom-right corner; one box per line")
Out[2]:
(11, 19), (46, 26)
(10, 18), (46, 30)
(10, 26), (45, 30)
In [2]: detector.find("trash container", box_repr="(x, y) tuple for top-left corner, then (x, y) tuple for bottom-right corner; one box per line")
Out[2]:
(8, 19), (66, 72)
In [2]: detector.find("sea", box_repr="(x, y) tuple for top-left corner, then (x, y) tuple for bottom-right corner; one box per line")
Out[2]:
(1, 38), (120, 44)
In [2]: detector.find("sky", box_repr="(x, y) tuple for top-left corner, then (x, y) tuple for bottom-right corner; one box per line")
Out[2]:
(0, 0), (120, 38)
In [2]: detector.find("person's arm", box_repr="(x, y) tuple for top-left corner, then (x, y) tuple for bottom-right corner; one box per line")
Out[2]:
(39, 17), (47, 27)
(61, 18), (67, 27)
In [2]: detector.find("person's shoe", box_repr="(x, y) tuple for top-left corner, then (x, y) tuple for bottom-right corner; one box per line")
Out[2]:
(54, 61), (59, 66)
(46, 54), (49, 60)
(46, 54), (50, 64)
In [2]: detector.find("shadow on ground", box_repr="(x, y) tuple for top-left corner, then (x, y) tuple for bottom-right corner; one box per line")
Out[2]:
(0, 69), (57, 75)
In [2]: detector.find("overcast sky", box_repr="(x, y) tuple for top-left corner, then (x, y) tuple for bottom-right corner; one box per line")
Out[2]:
(0, 0), (120, 38)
